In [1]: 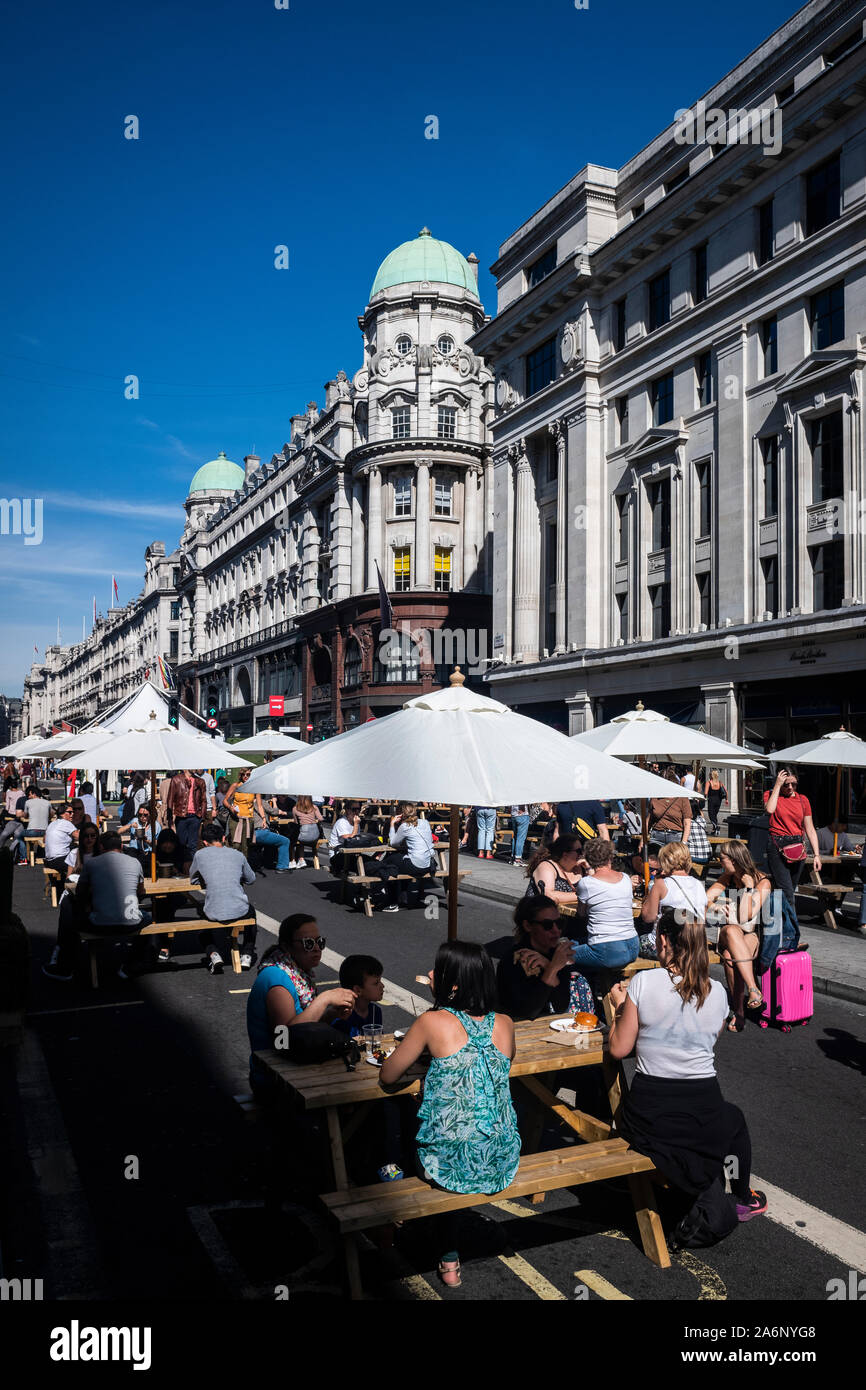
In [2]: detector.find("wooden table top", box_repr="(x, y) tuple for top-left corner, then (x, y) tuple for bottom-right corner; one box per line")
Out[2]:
(255, 1015), (605, 1111)
(143, 877), (202, 896)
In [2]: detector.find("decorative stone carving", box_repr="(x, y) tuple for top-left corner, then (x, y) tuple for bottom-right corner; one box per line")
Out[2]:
(560, 316), (584, 370)
(336, 370), (351, 398)
(496, 371), (514, 410)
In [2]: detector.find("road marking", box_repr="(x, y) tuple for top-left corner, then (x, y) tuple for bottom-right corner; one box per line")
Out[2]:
(397, 1274), (441, 1300)
(498, 1252), (567, 1299)
(228, 989), (251, 995)
(674, 1250), (727, 1300)
(575, 1269), (632, 1301)
(28, 1000), (145, 1016)
(493, 1199), (536, 1218)
(752, 1175), (866, 1274)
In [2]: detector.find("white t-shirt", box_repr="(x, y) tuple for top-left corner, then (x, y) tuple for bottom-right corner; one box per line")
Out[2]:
(328, 817), (355, 849)
(657, 874), (708, 923)
(681, 773), (696, 791)
(45, 819), (76, 860)
(628, 970), (727, 1079)
(576, 872), (636, 942)
(79, 851), (145, 927)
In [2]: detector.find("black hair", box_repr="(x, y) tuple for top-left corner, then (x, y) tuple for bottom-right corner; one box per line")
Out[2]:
(101, 830), (122, 852)
(80, 781), (93, 795)
(201, 822), (225, 843)
(512, 893), (559, 941)
(260, 912), (319, 967)
(339, 954), (383, 989)
(431, 940), (498, 1015)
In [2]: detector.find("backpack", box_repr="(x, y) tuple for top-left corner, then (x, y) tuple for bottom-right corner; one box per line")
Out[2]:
(575, 817), (598, 841)
(758, 890), (800, 974)
(119, 794), (138, 826)
(669, 1177), (738, 1250)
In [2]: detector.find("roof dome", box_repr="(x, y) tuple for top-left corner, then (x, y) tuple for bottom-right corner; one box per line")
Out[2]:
(370, 228), (479, 299)
(188, 451), (245, 496)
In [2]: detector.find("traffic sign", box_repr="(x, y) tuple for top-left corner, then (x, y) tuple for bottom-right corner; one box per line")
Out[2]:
(269, 696), (285, 717)
(206, 717), (218, 729)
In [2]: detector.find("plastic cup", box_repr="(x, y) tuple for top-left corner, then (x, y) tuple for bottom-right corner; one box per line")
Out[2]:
(363, 1024), (383, 1057)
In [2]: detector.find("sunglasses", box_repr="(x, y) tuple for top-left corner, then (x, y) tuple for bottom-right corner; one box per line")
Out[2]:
(299, 936), (325, 951)
(532, 918), (563, 929)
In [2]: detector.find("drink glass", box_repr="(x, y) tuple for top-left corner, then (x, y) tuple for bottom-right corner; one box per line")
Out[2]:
(363, 1024), (383, 1058)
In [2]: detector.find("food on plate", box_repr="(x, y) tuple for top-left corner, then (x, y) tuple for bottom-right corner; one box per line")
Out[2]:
(572, 1011), (599, 1029)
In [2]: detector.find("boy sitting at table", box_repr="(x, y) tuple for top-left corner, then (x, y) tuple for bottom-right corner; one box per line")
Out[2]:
(330, 954), (385, 1039)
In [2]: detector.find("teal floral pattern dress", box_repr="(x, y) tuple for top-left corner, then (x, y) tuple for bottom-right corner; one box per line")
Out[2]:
(416, 1010), (521, 1195)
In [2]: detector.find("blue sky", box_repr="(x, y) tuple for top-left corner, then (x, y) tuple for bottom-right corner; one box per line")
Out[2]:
(0, 0), (798, 694)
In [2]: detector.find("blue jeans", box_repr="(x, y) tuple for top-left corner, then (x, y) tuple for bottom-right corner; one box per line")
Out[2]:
(569, 935), (639, 971)
(254, 827), (290, 869)
(511, 814), (530, 861)
(859, 882), (866, 927)
(475, 808), (497, 853)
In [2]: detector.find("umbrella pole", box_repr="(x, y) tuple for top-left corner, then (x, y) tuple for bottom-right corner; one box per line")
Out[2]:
(448, 804), (460, 942)
(833, 764), (842, 857)
(150, 770), (157, 882)
(638, 756), (650, 889)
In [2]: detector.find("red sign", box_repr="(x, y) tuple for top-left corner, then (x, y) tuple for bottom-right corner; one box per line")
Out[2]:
(269, 697), (285, 717)
(306, 724), (313, 732)
(206, 717), (218, 730)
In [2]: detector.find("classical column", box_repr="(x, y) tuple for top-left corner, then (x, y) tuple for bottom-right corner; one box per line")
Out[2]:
(549, 419), (568, 652)
(511, 440), (540, 660)
(702, 680), (741, 812)
(415, 459), (431, 588)
(366, 466), (383, 590)
(462, 464), (480, 591)
(351, 479), (365, 595)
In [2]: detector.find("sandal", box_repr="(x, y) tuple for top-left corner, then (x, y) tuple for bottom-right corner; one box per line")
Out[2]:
(726, 1012), (744, 1033)
(438, 1258), (461, 1288)
(745, 987), (764, 1010)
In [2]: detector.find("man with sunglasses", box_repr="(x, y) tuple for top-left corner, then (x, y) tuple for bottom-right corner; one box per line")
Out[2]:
(496, 895), (592, 1021)
(189, 821), (258, 973)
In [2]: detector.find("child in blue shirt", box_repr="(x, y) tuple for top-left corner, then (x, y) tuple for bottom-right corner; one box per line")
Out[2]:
(331, 954), (385, 1039)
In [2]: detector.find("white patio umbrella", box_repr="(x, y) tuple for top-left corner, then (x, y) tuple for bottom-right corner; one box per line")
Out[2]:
(246, 671), (692, 939)
(0, 733), (47, 757)
(230, 729), (308, 758)
(768, 729), (866, 853)
(56, 714), (252, 877)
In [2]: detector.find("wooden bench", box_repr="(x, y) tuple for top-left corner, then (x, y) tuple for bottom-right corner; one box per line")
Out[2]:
(338, 845), (470, 917)
(81, 916), (256, 988)
(321, 1139), (660, 1298)
(27, 836), (45, 867)
(43, 867), (62, 907)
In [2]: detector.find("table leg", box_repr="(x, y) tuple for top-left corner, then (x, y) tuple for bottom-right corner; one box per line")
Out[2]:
(230, 927), (242, 974)
(325, 1105), (349, 1190)
(809, 868), (839, 930)
(357, 853), (373, 918)
(628, 1172), (671, 1269)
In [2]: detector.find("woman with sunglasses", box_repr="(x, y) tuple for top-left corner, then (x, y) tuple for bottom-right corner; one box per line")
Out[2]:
(496, 895), (594, 1021)
(246, 913), (355, 1098)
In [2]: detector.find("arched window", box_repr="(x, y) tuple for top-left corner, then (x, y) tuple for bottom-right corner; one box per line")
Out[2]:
(343, 637), (362, 690)
(311, 642), (332, 687)
(373, 631), (420, 685)
(395, 334), (412, 356)
(237, 666), (253, 705)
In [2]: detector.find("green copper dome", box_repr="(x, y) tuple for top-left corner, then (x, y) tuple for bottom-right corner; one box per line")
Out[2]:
(370, 228), (479, 299)
(188, 451), (245, 495)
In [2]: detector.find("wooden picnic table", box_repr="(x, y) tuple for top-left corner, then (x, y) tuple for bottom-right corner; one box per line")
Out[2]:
(255, 1011), (668, 1295)
(799, 853), (861, 930)
(143, 876), (202, 897)
(336, 842), (468, 917)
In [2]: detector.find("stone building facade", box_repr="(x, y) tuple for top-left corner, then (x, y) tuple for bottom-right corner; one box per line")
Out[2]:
(470, 0), (866, 816)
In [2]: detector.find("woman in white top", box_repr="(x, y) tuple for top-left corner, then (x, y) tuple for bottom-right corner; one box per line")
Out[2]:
(640, 841), (708, 957)
(572, 838), (639, 971)
(705, 840), (773, 1030)
(365, 804), (436, 912)
(609, 909), (767, 1227)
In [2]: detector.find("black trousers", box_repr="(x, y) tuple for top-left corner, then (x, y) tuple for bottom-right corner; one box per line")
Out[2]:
(766, 840), (805, 910)
(365, 853), (432, 905)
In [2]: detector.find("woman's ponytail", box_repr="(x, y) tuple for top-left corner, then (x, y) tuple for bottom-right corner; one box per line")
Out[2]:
(657, 908), (711, 1008)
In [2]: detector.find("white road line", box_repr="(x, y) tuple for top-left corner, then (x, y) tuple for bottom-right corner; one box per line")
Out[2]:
(752, 1175), (866, 1274)
(28, 1000), (145, 1016)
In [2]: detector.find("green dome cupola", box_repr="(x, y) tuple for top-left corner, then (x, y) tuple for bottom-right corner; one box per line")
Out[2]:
(188, 451), (245, 495)
(370, 228), (479, 299)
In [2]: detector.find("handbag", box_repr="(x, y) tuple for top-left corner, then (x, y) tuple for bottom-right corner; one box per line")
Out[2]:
(286, 1022), (359, 1065)
(772, 834), (806, 864)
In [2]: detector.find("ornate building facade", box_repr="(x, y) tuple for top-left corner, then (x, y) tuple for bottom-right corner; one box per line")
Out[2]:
(471, 0), (866, 814)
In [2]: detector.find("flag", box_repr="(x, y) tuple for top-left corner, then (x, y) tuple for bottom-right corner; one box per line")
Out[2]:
(375, 560), (393, 632)
(33, 644), (38, 656)
(92, 596), (96, 625)
(113, 576), (119, 604)
(157, 656), (175, 691)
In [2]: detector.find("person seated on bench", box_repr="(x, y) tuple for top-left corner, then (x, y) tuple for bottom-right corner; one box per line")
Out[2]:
(571, 838), (639, 973)
(248, 793), (292, 872)
(364, 803), (436, 913)
(43, 803), (79, 888)
(42, 831), (151, 982)
(639, 841), (707, 961)
(22, 784), (51, 856)
(291, 795), (323, 867)
(497, 895), (594, 1021)
(189, 822), (258, 974)
(524, 834), (586, 907)
(328, 801), (378, 875)
(705, 840), (772, 1030)
(42, 827), (104, 980)
(64, 821), (101, 880)
(608, 909), (767, 1233)
(0, 780), (28, 862)
(380, 940), (520, 1289)
(125, 806), (162, 869)
(330, 954), (407, 1182)
(816, 820), (860, 856)
(246, 913), (356, 1099)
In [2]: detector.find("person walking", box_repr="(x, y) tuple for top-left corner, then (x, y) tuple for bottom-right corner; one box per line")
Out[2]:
(763, 769), (821, 911)
(165, 769), (207, 868)
(705, 771), (728, 832)
(510, 805), (531, 866)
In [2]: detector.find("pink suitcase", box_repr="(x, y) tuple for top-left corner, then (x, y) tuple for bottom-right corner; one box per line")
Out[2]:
(757, 945), (813, 1031)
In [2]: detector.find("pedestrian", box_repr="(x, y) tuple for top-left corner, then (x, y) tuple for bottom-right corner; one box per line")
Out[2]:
(189, 821), (258, 972)
(509, 804), (531, 866)
(165, 768), (207, 868)
(705, 770), (727, 832)
(763, 769), (821, 911)
(552, 799), (611, 843)
(223, 768), (255, 855)
(291, 795), (323, 867)
(463, 805), (497, 859)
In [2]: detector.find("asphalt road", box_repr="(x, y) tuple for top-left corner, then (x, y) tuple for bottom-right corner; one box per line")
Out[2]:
(3, 851), (865, 1310)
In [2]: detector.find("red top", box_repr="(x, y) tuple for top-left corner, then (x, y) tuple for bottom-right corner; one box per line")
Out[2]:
(764, 789), (811, 837)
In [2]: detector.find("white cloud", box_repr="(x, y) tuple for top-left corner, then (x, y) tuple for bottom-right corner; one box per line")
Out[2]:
(41, 492), (180, 522)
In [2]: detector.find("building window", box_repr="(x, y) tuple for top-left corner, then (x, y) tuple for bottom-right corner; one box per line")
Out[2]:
(433, 476), (453, 516)
(651, 372), (674, 426)
(168, 630), (179, 660)
(391, 406), (411, 439)
(810, 282), (845, 350)
(758, 199), (774, 266)
(811, 539), (844, 611)
(696, 572), (712, 626)
(343, 639), (361, 689)
(525, 337), (557, 395)
(762, 316), (778, 376)
(696, 460), (711, 537)
(761, 555), (779, 617)
(394, 546), (411, 592)
(527, 246), (556, 288)
(544, 522), (557, 653)
(761, 436), (779, 517)
(650, 583), (671, 639)
(541, 433), (558, 483)
(616, 591), (629, 642)
(373, 633), (420, 684)
(649, 478), (671, 551)
(172, 567), (180, 587)
(394, 475), (411, 517)
(616, 394), (629, 445)
(395, 334), (412, 356)
(437, 334), (455, 355)
(810, 412), (843, 502)
(614, 298), (627, 352)
(694, 243), (708, 303)
(437, 405), (457, 440)
(805, 154), (841, 237)
(648, 269), (671, 332)
(696, 351), (714, 407)
(170, 601), (180, 620)
(433, 547), (451, 592)
(616, 494), (628, 561)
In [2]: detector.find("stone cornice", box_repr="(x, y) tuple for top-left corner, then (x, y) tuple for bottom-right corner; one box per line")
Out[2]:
(347, 438), (485, 475)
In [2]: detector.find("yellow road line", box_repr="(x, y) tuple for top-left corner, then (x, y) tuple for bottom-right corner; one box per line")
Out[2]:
(493, 1199), (536, 1219)
(498, 1252), (567, 1299)
(398, 1274), (441, 1300)
(228, 989), (251, 995)
(574, 1268), (632, 1300)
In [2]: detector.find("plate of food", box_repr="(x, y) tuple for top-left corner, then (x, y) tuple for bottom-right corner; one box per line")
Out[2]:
(364, 1047), (396, 1067)
(550, 1012), (600, 1034)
